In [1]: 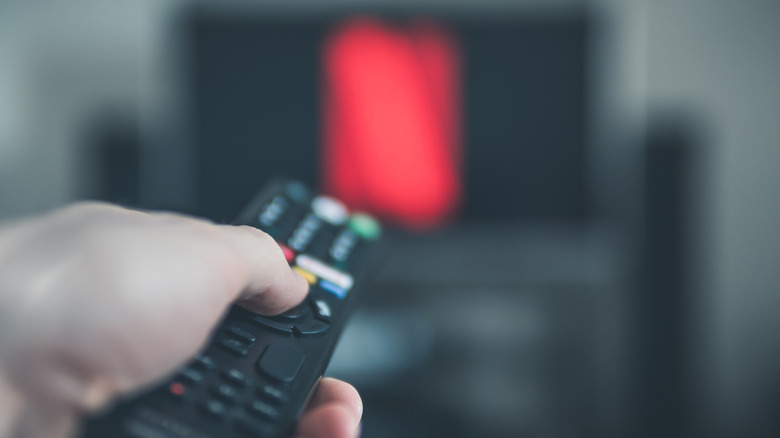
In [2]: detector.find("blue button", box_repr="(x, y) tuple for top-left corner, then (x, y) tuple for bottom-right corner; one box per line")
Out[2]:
(319, 280), (347, 299)
(285, 182), (310, 203)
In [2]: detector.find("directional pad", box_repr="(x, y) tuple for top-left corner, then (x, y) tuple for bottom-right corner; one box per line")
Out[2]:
(293, 320), (329, 337)
(269, 303), (309, 321)
(248, 316), (293, 335)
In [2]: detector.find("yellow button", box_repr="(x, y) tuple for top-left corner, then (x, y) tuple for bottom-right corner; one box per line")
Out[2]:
(293, 266), (317, 285)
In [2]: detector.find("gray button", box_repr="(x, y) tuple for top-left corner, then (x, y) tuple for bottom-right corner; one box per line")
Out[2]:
(257, 342), (304, 383)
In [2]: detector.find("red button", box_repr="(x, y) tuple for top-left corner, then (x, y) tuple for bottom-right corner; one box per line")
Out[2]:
(169, 382), (187, 397)
(278, 243), (295, 263)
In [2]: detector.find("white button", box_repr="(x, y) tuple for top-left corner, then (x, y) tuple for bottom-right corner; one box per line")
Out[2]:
(296, 255), (354, 290)
(315, 300), (332, 318)
(311, 196), (348, 225)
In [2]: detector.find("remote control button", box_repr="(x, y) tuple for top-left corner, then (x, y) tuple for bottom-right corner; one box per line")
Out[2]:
(296, 255), (354, 290)
(247, 400), (280, 421)
(311, 299), (332, 321)
(257, 384), (286, 404)
(330, 246), (348, 262)
(212, 384), (240, 404)
(278, 243), (295, 263)
(227, 326), (256, 344)
(292, 266), (317, 285)
(293, 320), (330, 337)
(202, 400), (228, 420)
(191, 355), (215, 371)
(249, 316), (294, 335)
(236, 416), (273, 436)
(319, 280), (348, 299)
(178, 368), (204, 385)
(288, 233), (311, 252)
(222, 369), (252, 387)
(288, 214), (323, 252)
(218, 338), (250, 357)
(347, 213), (381, 240)
(257, 342), (304, 384)
(311, 196), (348, 225)
(329, 230), (359, 262)
(330, 246), (350, 263)
(269, 303), (309, 321)
(258, 196), (289, 227)
(285, 181), (310, 202)
(258, 212), (275, 227)
(300, 213), (323, 232)
(166, 382), (190, 401)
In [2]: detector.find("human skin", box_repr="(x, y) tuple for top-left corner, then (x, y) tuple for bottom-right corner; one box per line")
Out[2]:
(0, 202), (362, 438)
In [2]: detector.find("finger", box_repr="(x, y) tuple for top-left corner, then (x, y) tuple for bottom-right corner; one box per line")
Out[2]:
(14, 402), (75, 438)
(293, 379), (362, 438)
(294, 404), (360, 438)
(306, 378), (362, 423)
(216, 224), (308, 315)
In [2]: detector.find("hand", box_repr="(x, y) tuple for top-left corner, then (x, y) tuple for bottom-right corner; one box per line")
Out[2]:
(0, 202), (362, 437)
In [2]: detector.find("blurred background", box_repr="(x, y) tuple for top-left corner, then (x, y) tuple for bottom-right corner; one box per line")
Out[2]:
(1, 0), (779, 437)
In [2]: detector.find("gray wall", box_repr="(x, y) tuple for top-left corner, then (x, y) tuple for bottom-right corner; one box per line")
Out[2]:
(644, 0), (780, 430)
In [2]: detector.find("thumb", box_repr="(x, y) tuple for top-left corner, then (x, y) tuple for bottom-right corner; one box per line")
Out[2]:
(216, 224), (308, 315)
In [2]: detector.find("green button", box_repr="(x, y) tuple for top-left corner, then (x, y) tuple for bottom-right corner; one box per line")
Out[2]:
(348, 213), (381, 240)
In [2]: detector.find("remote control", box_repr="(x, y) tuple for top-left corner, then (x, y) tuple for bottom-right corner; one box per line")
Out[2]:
(84, 180), (382, 438)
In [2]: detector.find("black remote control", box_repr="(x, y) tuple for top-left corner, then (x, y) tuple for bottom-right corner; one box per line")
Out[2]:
(84, 180), (382, 438)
